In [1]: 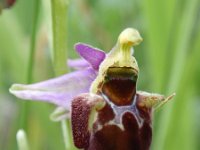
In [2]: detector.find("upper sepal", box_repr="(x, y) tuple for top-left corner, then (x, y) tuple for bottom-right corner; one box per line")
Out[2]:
(75, 43), (106, 70)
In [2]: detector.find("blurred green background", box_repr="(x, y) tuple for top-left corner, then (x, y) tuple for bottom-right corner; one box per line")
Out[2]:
(0, 0), (200, 149)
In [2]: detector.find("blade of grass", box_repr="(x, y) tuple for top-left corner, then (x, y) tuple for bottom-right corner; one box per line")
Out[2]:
(142, 0), (175, 91)
(0, 12), (27, 84)
(0, 11), (28, 150)
(20, 0), (40, 130)
(160, 25), (200, 150)
(152, 0), (200, 148)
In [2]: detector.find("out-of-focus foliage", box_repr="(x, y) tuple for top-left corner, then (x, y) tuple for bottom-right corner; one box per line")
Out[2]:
(0, 0), (200, 150)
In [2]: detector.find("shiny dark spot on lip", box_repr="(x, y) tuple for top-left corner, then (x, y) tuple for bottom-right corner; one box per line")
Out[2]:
(88, 110), (152, 150)
(97, 103), (115, 125)
(101, 67), (137, 106)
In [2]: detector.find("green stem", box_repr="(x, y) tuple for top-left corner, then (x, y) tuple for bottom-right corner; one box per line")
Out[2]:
(61, 120), (74, 149)
(20, 0), (40, 130)
(51, 0), (75, 149)
(51, 0), (68, 76)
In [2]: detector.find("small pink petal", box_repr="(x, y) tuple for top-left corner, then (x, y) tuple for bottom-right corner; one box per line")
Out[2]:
(75, 43), (106, 70)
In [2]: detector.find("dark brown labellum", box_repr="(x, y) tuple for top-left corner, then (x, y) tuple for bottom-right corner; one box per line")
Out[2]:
(71, 66), (153, 150)
(72, 93), (153, 150)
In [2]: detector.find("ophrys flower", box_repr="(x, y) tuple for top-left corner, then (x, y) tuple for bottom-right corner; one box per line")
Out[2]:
(10, 28), (175, 150)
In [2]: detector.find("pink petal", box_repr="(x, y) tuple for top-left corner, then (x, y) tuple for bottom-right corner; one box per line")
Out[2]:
(9, 68), (97, 110)
(75, 43), (106, 70)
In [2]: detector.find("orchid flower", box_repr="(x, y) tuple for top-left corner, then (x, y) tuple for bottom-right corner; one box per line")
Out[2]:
(0, 0), (16, 13)
(10, 28), (175, 150)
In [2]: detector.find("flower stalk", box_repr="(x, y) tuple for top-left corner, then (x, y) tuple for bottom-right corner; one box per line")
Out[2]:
(51, 0), (68, 76)
(50, 0), (74, 149)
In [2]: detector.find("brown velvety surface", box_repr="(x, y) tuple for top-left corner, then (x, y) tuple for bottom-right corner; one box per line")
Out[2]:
(71, 67), (152, 150)
(72, 93), (152, 150)
(87, 94), (152, 150)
